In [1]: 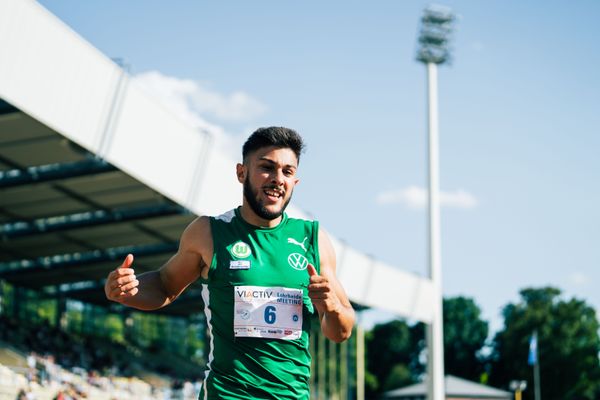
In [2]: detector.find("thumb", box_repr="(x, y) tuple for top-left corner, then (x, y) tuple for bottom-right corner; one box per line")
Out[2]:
(120, 254), (134, 269)
(307, 263), (318, 277)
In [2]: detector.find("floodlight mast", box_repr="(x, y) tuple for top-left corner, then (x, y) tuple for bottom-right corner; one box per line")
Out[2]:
(416, 5), (455, 400)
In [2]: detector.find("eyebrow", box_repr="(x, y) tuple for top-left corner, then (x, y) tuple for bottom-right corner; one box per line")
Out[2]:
(258, 157), (297, 169)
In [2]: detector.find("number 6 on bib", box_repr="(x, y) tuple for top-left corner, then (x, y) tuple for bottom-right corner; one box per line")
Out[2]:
(264, 306), (277, 324)
(234, 285), (303, 340)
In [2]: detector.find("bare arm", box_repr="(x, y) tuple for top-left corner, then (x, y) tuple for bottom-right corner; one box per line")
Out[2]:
(307, 228), (355, 342)
(104, 217), (212, 311)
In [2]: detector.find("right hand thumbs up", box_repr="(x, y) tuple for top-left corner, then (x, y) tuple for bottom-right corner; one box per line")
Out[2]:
(121, 253), (134, 269)
(105, 254), (139, 302)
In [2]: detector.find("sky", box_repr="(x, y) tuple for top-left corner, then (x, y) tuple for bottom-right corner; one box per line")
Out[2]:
(37, 0), (600, 337)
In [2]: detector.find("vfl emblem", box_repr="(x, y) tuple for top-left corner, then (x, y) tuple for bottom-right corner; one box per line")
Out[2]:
(231, 241), (251, 258)
(287, 237), (308, 252)
(288, 253), (308, 271)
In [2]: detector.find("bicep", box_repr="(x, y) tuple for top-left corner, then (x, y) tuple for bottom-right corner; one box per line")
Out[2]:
(159, 217), (212, 301)
(319, 228), (352, 307)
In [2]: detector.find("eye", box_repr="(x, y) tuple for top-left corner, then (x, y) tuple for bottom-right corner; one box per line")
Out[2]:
(284, 169), (295, 177)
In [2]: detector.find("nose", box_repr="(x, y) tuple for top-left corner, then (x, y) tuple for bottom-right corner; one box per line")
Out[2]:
(271, 168), (285, 186)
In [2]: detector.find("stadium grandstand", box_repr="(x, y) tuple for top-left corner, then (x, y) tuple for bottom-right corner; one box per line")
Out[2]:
(0, 1), (437, 398)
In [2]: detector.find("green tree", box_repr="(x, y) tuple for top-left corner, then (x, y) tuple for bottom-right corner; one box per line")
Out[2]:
(443, 296), (488, 381)
(365, 296), (489, 396)
(365, 319), (418, 397)
(406, 297), (489, 382)
(490, 287), (600, 400)
(104, 314), (125, 342)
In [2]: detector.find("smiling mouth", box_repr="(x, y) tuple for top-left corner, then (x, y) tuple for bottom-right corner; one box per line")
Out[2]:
(263, 187), (284, 199)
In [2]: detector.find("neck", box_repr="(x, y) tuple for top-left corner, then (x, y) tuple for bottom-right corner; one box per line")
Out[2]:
(239, 203), (283, 228)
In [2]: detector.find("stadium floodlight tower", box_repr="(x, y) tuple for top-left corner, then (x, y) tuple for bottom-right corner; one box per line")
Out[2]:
(416, 4), (455, 400)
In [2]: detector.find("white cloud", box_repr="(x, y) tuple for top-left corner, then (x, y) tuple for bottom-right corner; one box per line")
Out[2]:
(569, 272), (590, 286)
(133, 70), (267, 122)
(192, 88), (267, 122)
(131, 71), (266, 159)
(375, 185), (478, 209)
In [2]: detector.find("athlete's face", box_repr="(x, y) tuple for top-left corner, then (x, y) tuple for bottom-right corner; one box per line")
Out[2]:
(237, 146), (300, 223)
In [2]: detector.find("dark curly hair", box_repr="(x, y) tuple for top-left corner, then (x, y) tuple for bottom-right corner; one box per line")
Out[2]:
(242, 127), (305, 163)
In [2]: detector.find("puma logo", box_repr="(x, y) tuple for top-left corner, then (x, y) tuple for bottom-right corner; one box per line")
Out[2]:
(287, 237), (308, 252)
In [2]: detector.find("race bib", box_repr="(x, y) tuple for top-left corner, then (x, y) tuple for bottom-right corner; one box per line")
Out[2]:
(234, 285), (303, 340)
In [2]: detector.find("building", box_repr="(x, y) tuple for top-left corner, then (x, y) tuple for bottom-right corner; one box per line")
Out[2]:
(382, 375), (512, 400)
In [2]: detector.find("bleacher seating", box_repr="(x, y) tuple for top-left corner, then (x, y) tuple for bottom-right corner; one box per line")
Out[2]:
(0, 315), (201, 400)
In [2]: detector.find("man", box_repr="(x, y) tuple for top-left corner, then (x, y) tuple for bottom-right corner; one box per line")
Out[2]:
(105, 126), (355, 399)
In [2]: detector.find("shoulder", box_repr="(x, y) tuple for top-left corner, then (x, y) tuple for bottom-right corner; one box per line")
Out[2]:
(180, 216), (213, 253)
(317, 227), (336, 267)
(317, 227), (333, 249)
(183, 208), (239, 237)
(183, 215), (211, 236)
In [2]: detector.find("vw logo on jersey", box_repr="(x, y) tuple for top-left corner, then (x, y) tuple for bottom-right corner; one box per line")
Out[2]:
(288, 253), (308, 271)
(231, 241), (252, 258)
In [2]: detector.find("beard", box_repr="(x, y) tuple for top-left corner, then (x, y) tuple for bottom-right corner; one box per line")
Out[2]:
(243, 178), (293, 221)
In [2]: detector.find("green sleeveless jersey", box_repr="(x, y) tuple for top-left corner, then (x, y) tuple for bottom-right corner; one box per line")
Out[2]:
(199, 207), (320, 399)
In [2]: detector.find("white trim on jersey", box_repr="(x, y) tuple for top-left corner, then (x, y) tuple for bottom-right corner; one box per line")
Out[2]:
(201, 283), (215, 400)
(214, 209), (235, 223)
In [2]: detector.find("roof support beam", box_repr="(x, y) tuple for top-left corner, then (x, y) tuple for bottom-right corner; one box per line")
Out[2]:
(0, 242), (178, 276)
(0, 157), (116, 188)
(1, 204), (189, 239)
